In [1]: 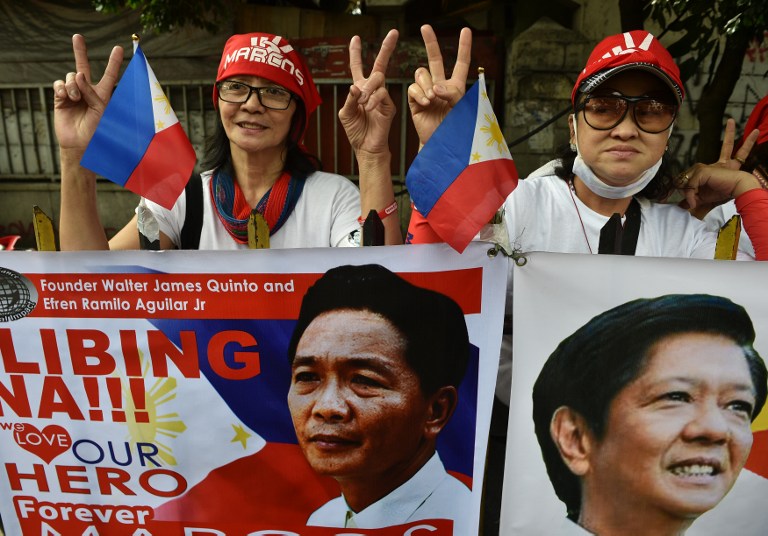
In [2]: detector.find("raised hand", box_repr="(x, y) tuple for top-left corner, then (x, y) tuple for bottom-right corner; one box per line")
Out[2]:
(679, 119), (761, 209)
(339, 30), (403, 245)
(407, 25), (472, 145)
(338, 29), (399, 156)
(53, 34), (123, 151)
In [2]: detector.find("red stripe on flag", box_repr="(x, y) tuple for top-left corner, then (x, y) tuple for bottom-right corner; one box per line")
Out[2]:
(153, 443), (339, 524)
(745, 429), (768, 479)
(124, 123), (197, 210)
(427, 158), (518, 253)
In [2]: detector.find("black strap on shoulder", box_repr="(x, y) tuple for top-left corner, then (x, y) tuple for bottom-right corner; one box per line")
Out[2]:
(180, 173), (203, 250)
(597, 198), (641, 255)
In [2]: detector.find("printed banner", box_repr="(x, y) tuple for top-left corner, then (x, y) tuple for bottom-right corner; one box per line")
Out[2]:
(0, 243), (507, 536)
(502, 252), (768, 536)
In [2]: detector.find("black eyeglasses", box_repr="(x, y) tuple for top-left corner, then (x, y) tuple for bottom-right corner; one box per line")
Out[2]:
(576, 94), (678, 134)
(216, 80), (293, 110)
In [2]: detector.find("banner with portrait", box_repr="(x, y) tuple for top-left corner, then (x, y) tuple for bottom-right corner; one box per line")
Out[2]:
(502, 252), (768, 536)
(0, 243), (507, 536)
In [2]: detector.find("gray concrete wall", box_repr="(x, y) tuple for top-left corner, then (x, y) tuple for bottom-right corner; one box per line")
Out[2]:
(504, 18), (591, 177)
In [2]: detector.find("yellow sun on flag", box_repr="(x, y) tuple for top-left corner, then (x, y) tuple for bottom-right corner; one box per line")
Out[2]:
(122, 354), (187, 466)
(480, 113), (506, 153)
(153, 81), (172, 115)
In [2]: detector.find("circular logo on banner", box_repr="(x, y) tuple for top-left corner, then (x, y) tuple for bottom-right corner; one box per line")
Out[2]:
(0, 267), (37, 322)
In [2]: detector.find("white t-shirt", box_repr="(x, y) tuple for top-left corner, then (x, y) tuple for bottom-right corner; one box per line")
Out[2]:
(307, 453), (472, 533)
(557, 519), (596, 535)
(142, 170), (361, 249)
(503, 172), (722, 259)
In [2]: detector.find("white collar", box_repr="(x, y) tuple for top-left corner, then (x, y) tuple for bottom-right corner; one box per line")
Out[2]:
(343, 452), (448, 527)
(558, 518), (597, 535)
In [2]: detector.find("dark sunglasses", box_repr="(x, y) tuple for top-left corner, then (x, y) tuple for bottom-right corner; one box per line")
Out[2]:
(576, 94), (678, 134)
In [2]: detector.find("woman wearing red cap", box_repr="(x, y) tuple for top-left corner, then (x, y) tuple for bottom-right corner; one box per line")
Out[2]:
(53, 31), (402, 249)
(408, 26), (768, 261)
(406, 25), (768, 535)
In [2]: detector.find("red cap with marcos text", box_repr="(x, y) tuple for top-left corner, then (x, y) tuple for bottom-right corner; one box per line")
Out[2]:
(572, 30), (685, 106)
(213, 33), (322, 124)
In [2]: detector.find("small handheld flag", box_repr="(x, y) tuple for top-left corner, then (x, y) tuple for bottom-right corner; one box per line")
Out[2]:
(406, 70), (518, 252)
(81, 35), (196, 210)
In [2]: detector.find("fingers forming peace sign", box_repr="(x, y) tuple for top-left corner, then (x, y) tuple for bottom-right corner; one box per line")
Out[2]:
(720, 117), (759, 169)
(407, 25), (473, 145)
(678, 119), (762, 209)
(339, 29), (399, 155)
(53, 34), (124, 151)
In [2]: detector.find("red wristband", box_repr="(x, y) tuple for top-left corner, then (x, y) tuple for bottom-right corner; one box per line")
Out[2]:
(358, 200), (398, 225)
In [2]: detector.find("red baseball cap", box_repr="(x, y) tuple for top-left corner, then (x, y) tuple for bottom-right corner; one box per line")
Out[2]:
(572, 31), (684, 106)
(214, 33), (322, 138)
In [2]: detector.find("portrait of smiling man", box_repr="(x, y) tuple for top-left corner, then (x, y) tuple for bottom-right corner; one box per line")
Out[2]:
(286, 263), (473, 532)
(532, 293), (768, 536)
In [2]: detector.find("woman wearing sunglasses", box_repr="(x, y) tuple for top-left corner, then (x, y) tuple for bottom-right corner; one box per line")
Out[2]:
(408, 27), (768, 261)
(406, 26), (768, 534)
(54, 31), (402, 250)
(408, 27), (768, 405)
(542, 30), (768, 259)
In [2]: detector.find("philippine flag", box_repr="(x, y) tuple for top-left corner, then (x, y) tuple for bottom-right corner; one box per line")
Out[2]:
(81, 41), (196, 210)
(406, 72), (518, 253)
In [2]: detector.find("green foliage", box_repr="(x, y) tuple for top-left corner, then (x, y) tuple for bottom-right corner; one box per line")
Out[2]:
(91, 0), (362, 34)
(645, 0), (768, 84)
(92, 0), (231, 34)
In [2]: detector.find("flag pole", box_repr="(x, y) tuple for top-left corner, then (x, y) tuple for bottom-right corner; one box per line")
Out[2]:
(132, 33), (140, 54)
(482, 65), (500, 228)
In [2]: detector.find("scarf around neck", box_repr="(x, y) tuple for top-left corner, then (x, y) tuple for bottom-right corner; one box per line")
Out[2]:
(211, 168), (305, 244)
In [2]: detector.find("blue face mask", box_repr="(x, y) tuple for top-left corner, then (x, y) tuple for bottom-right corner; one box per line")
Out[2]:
(571, 115), (670, 200)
